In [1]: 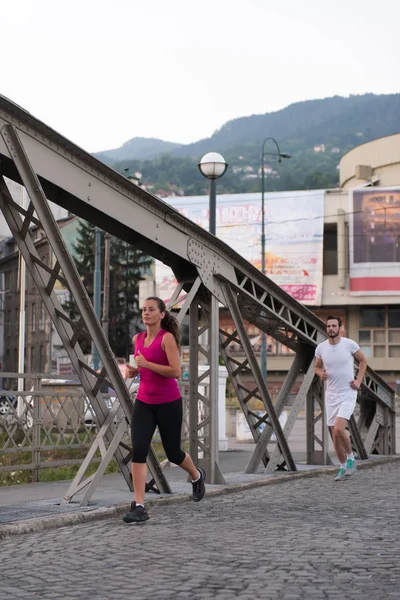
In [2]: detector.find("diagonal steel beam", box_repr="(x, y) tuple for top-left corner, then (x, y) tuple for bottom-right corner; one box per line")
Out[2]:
(349, 414), (368, 459)
(364, 417), (380, 455)
(221, 281), (296, 472)
(266, 359), (327, 472)
(0, 180), (134, 494)
(219, 324), (271, 467)
(167, 277), (202, 325)
(1, 125), (170, 499)
(246, 352), (303, 473)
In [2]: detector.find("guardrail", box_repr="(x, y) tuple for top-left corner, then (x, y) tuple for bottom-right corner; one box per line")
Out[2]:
(0, 373), (194, 485)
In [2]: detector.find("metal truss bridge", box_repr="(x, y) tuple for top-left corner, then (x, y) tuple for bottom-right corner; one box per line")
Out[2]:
(0, 95), (395, 505)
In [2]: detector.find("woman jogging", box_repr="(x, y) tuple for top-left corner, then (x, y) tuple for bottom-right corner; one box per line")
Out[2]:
(122, 296), (206, 523)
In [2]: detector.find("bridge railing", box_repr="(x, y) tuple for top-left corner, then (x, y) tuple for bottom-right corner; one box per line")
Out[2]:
(0, 373), (199, 484)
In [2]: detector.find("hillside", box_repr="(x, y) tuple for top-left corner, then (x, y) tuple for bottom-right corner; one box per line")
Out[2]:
(94, 137), (184, 164)
(95, 94), (400, 196)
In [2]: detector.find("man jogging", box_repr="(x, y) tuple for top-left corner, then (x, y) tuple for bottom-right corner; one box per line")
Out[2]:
(314, 315), (368, 481)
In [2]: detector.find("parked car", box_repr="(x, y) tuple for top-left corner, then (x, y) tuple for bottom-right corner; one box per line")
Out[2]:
(0, 394), (16, 416)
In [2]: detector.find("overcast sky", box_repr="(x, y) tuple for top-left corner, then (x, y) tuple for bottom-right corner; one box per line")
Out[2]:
(1, 0), (399, 153)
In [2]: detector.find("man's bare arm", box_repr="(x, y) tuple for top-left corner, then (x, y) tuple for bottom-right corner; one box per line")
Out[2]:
(315, 357), (327, 380)
(350, 348), (368, 390)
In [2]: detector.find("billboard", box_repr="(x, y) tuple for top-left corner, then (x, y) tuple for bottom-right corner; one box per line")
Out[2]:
(156, 190), (325, 305)
(350, 188), (400, 294)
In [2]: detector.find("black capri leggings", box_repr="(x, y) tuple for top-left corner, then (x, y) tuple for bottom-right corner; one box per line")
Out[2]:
(131, 397), (186, 465)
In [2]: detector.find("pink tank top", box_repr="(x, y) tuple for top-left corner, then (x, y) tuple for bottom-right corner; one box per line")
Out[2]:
(135, 329), (181, 404)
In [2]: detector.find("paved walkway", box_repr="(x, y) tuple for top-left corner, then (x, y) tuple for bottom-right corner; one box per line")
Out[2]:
(1, 459), (399, 600)
(0, 420), (315, 529)
(0, 443), (322, 532)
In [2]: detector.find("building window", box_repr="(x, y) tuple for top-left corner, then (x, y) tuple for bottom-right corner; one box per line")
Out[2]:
(360, 307), (385, 328)
(39, 302), (45, 330)
(323, 223), (338, 275)
(388, 307), (400, 328)
(358, 306), (400, 358)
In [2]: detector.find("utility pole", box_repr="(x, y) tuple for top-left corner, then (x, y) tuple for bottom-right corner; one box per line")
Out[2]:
(92, 227), (102, 371)
(17, 186), (27, 416)
(102, 232), (111, 339)
(260, 138), (291, 384)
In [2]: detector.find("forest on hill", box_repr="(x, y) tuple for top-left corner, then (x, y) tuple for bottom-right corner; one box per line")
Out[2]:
(94, 93), (400, 196)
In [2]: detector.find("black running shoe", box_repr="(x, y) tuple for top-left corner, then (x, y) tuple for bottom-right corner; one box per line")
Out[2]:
(191, 467), (206, 502)
(122, 501), (149, 523)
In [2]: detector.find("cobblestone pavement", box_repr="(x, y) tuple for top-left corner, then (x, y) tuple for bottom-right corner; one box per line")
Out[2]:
(1, 461), (399, 600)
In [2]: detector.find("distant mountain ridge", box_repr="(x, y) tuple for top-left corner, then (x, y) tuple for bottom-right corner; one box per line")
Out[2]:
(96, 94), (400, 161)
(94, 93), (400, 195)
(94, 137), (184, 164)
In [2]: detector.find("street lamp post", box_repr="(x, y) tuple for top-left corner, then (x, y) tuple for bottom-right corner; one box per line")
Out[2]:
(198, 152), (228, 483)
(198, 152), (228, 235)
(260, 138), (291, 384)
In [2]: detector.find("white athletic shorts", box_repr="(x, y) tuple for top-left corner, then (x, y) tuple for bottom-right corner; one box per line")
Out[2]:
(326, 391), (357, 427)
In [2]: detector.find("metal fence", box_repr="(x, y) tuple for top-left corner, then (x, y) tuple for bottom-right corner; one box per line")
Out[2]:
(0, 373), (196, 485)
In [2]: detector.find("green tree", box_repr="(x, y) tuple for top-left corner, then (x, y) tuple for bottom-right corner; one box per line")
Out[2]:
(63, 220), (152, 358)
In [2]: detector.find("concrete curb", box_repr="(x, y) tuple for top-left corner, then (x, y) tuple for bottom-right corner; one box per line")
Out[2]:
(1, 455), (399, 539)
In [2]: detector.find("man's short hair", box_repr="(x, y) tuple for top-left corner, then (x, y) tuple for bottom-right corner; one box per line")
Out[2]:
(326, 315), (342, 328)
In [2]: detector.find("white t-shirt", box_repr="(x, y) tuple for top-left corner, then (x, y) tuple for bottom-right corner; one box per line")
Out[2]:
(315, 337), (360, 396)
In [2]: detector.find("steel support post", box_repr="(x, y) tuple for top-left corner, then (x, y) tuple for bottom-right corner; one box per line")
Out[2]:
(389, 404), (396, 454)
(321, 385), (331, 465)
(306, 378), (332, 465)
(381, 405), (390, 455)
(209, 293), (220, 483)
(32, 377), (41, 483)
(188, 300), (200, 465)
(194, 296), (225, 484)
(164, 277), (224, 483)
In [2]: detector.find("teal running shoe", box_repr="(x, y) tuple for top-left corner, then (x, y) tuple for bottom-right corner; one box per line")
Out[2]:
(345, 458), (357, 476)
(334, 467), (347, 481)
